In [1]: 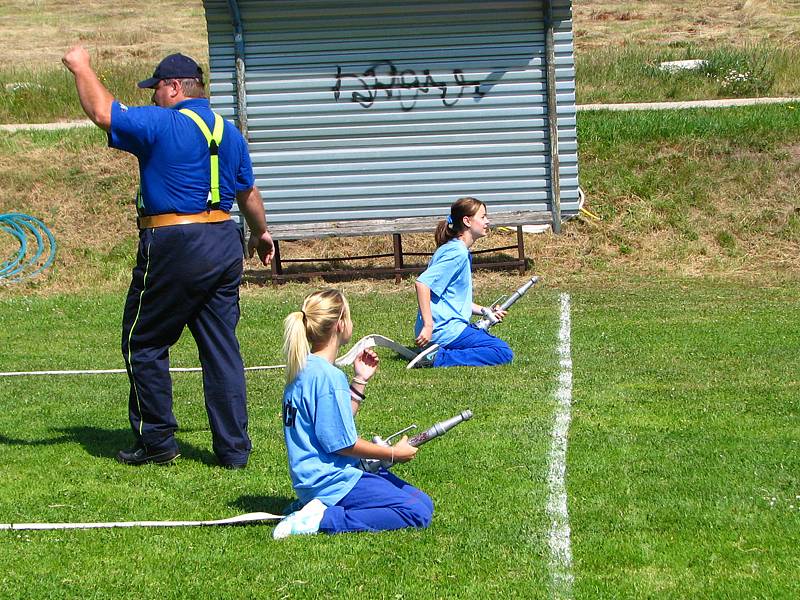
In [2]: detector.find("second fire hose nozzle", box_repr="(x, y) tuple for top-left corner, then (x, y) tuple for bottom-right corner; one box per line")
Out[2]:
(359, 410), (473, 473)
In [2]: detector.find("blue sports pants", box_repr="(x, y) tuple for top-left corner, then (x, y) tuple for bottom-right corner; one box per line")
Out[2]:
(434, 324), (513, 367)
(121, 220), (251, 465)
(319, 470), (433, 534)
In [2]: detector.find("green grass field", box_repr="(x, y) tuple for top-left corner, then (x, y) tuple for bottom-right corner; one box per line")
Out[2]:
(575, 43), (800, 104)
(1, 283), (797, 598)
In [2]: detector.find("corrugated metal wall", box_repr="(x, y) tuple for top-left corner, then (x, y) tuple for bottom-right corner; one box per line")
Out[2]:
(203, 0), (578, 227)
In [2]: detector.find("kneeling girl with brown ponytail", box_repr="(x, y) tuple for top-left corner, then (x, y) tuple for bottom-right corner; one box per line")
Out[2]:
(414, 197), (514, 367)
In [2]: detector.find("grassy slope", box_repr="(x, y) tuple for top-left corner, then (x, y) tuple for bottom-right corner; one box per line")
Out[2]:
(0, 1), (207, 123)
(2, 1), (799, 123)
(1, 2), (798, 291)
(1, 104), (799, 295)
(566, 104), (800, 279)
(574, 0), (800, 102)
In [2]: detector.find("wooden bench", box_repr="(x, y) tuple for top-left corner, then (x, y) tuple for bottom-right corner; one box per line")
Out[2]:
(259, 211), (552, 283)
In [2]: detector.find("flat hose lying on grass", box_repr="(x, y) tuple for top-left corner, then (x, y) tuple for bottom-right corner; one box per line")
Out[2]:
(0, 334), (412, 377)
(0, 213), (56, 282)
(0, 511), (283, 531)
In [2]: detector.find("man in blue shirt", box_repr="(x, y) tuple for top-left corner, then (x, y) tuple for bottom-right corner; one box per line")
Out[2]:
(62, 45), (274, 469)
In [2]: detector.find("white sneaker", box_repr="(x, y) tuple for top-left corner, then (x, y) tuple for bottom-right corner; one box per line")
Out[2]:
(406, 344), (439, 369)
(272, 498), (326, 540)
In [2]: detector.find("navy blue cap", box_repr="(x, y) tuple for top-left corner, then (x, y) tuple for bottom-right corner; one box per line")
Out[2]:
(137, 53), (204, 89)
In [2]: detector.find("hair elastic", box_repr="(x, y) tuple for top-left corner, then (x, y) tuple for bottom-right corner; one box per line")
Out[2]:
(300, 310), (306, 321)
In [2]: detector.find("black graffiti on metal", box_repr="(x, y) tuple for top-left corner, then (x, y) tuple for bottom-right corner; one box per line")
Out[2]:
(332, 60), (486, 111)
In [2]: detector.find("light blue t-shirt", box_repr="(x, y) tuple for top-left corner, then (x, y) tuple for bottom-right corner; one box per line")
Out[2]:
(415, 239), (473, 346)
(281, 354), (363, 506)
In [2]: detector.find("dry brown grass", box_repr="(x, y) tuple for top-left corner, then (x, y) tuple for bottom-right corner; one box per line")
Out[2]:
(574, 0), (800, 50)
(3, 127), (798, 295)
(550, 137), (800, 285)
(6, 1), (799, 70)
(0, 130), (138, 292)
(0, 0), (208, 69)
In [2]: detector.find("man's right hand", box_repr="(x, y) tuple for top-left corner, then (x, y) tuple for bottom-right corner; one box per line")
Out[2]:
(60, 44), (113, 131)
(62, 45), (91, 74)
(247, 230), (275, 266)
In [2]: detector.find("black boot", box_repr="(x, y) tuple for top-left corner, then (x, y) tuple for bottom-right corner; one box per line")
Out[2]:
(116, 442), (180, 465)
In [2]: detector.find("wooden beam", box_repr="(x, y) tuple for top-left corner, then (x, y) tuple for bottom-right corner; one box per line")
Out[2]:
(267, 211), (552, 241)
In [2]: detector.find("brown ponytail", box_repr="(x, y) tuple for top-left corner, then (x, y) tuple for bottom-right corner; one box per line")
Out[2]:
(434, 196), (486, 247)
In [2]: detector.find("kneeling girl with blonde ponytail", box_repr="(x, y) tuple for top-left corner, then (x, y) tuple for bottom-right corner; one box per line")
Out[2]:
(274, 288), (434, 539)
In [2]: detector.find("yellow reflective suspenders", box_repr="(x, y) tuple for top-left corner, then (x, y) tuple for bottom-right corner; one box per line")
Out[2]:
(179, 108), (225, 208)
(136, 187), (145, 216)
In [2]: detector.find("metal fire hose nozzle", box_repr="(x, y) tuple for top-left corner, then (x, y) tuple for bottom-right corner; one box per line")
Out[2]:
(408, 409), (473, 446)
(358, 411), (473, 473)
(475, 276), (540, 331)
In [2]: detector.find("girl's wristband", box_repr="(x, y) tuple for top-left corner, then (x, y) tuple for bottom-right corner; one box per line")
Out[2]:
(351, 376), (368, 386)
(349, 385), (365, 402)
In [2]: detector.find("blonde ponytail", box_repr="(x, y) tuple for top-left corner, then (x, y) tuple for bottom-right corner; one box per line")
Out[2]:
(283, 311), (311, 384)
(282, 289), (351, 383)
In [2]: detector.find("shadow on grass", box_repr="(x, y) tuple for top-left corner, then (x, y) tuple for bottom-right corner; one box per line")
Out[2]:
(0, 426), (218, 466)
(231, 494), (294, 516)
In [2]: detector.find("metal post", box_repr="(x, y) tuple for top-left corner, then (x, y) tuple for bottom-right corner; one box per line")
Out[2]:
(516, 226), (526, 274)
(393, 233), (404, 284)
(544, 0), (562, 234)
(226, 1), (252, 251)
(226, 0), (249, 139)
(235, 57), (248, 140)
(270, 240), (283, 283)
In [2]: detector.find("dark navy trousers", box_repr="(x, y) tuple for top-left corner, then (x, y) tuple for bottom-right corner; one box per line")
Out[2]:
(121, 219), (251, 465)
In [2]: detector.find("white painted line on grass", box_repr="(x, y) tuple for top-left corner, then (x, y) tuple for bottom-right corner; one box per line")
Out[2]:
(547, 292), (574, 598)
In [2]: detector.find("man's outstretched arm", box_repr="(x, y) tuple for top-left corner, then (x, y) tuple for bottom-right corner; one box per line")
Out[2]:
(62, 45), (113, 131)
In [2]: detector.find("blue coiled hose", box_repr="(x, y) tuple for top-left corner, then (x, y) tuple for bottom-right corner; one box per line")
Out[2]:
(0, 213), (57, 282)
